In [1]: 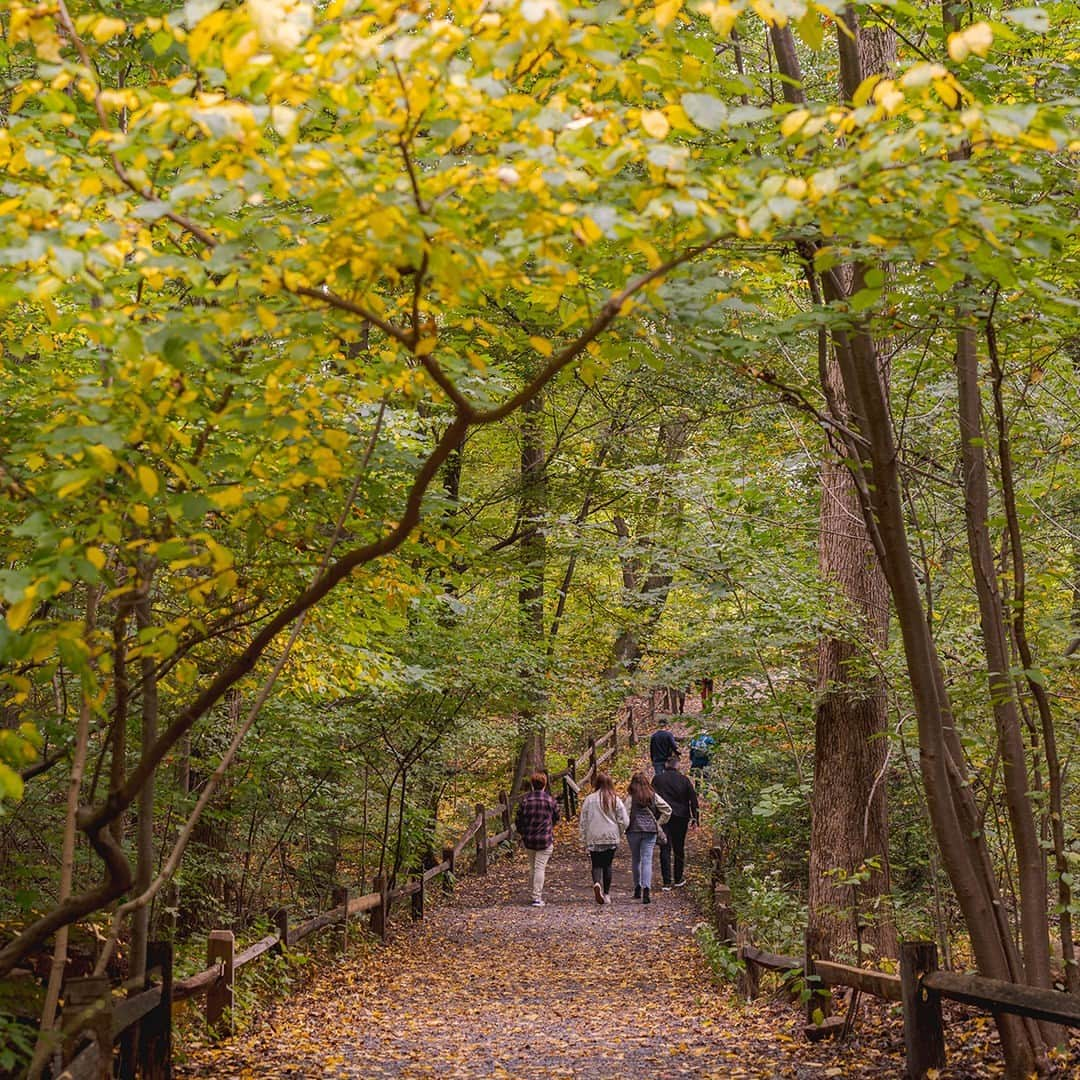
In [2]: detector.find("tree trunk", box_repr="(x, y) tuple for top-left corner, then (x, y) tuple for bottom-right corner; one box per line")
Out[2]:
(131, 580), (158, 990)
(513, 392), (547, 793)
(955, 324), (1057, 1044)
(807, 13), (898, 963)
(809, 434), (896, 959)
(820, 270), (1045, 1078)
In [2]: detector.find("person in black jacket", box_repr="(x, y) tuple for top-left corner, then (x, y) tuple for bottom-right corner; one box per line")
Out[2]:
(651, 754), (699, 889)
(649, 720), (678, 776)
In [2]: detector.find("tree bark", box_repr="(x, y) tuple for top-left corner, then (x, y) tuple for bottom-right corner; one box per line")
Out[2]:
(513, 392), (547, 794)
(809, 427), (896, 959)
(807, 12), (898, 963)
(955, 324), (1057, 1040)
(820, 270), (1044, 1078)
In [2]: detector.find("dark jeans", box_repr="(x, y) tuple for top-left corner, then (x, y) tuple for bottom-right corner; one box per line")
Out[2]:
(589, 847), (616, 894)
(659, 815), (690, 884)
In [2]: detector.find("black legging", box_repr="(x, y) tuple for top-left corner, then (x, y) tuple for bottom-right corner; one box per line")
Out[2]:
(589, 847), (616, 894)
(659, 815), (690, 885)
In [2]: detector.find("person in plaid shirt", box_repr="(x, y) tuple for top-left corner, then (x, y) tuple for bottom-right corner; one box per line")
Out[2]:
(515, 771), (561, 906)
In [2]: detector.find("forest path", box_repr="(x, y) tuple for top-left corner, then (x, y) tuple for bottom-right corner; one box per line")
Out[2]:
(175, 759), (914, 1077)
(177, 824), (779, 1079)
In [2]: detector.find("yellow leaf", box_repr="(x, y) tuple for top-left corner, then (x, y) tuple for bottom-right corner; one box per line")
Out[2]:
(529, 336), (553, 357)
(91, 16), (127, 43)
(933, 77), (960, 108)
(0, 762), (25, 803)
(132, 504), (150, 527)
(640, 109), (670, 139)
(781, 108), (810, 137)
(210, 485), (245, 510)
(6, 593), (35, 631)
(709, 2), (738, 37)
(137, 465), (159, 497)
(415, 337), (437, 357)
(85, 547), (107, 571)
(654, 0), (683, 29)
(947, 21), (993, 62)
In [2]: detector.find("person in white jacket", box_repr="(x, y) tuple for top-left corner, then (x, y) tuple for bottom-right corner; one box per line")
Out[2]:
(624, 772), (672, 905)
(579, 772), (630, 905)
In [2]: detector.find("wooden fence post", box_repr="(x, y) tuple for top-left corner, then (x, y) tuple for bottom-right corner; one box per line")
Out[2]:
(710, 845), (724, 887)
(273, 907), (289, 953)
(736, 927), (760, 1002)
(648, 689), (656, 727)
(332, 884), (349, 954)
(475, 803), (488, 875)
(588, 737), (597, 778)
(500, 790), (512, 837)
(63, 974), (112, 1079)
(442, 845), (455, 892)
(628, 704), (637, 746)
(206, 930), (235, 1035)
(412, 876), (425, 921)
(804, 927), (831, 1023)
(371, 875), (388, 940)
(141, 941), (173, 1080)
(568, 760), (578, 817)
(713, 883), (735, 945)
(612, 716), (619, 754)
(900, 941), (946, 1079)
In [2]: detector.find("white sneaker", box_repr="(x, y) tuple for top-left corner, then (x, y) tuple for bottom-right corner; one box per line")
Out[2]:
(593, 882), (604, 905)
(603, 894), (612, 905)
(673, 880), (687, 888)
(531, 899), (545, 907)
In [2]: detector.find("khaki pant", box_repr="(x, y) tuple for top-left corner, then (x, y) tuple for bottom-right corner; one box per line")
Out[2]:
(527, 846), (553, 902)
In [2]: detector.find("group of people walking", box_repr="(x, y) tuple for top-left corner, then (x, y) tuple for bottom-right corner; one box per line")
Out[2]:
(515, 719), (700, 907)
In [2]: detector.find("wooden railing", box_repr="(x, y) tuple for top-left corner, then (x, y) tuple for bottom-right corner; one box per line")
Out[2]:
(58, 704), (638, 1079)
(708, 859), (1080, 1079)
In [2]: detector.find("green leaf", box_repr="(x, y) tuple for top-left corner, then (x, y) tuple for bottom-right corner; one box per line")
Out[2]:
(681, 93), (728, 132)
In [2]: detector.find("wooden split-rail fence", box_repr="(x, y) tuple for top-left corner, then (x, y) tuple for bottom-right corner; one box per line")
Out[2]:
(708, 853), (1080, 1079)
(57, 705), (640, 1079)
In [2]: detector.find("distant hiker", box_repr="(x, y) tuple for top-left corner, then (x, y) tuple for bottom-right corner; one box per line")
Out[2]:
(689, 732), (714, 773)
(651, 754), (700, 890)
(515, 770), (560, 907)
(579, 771), (630, 905)
(623, 772), (672, 905)
(649, 718), (678, 776)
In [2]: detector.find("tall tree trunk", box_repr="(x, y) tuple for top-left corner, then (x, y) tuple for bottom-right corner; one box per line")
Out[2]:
(821, 270), (1046, 1077)
(809, 423), (896, 959)
(956, 324), (1058, 1045)
(513, 392), (547, 794)
(785, 12), (898, 961)
(131, 575), (158, 989)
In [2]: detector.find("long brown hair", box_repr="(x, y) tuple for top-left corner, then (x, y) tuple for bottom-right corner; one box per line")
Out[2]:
(628, 772), (654, 807)
(593, 771), (616, 814)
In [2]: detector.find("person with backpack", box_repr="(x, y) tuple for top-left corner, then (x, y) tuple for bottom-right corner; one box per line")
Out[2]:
(578, 771), (630, 905)
(651, 753), (700, 890)
(515, 771), (560, 907)
(623, 772), (672, 905)
(689, 732), (714, 773)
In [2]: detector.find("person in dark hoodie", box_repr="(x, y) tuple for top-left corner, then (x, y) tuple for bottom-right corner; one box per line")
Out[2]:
(651, 753), (699, 890)
(649, 718), (678, 776)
